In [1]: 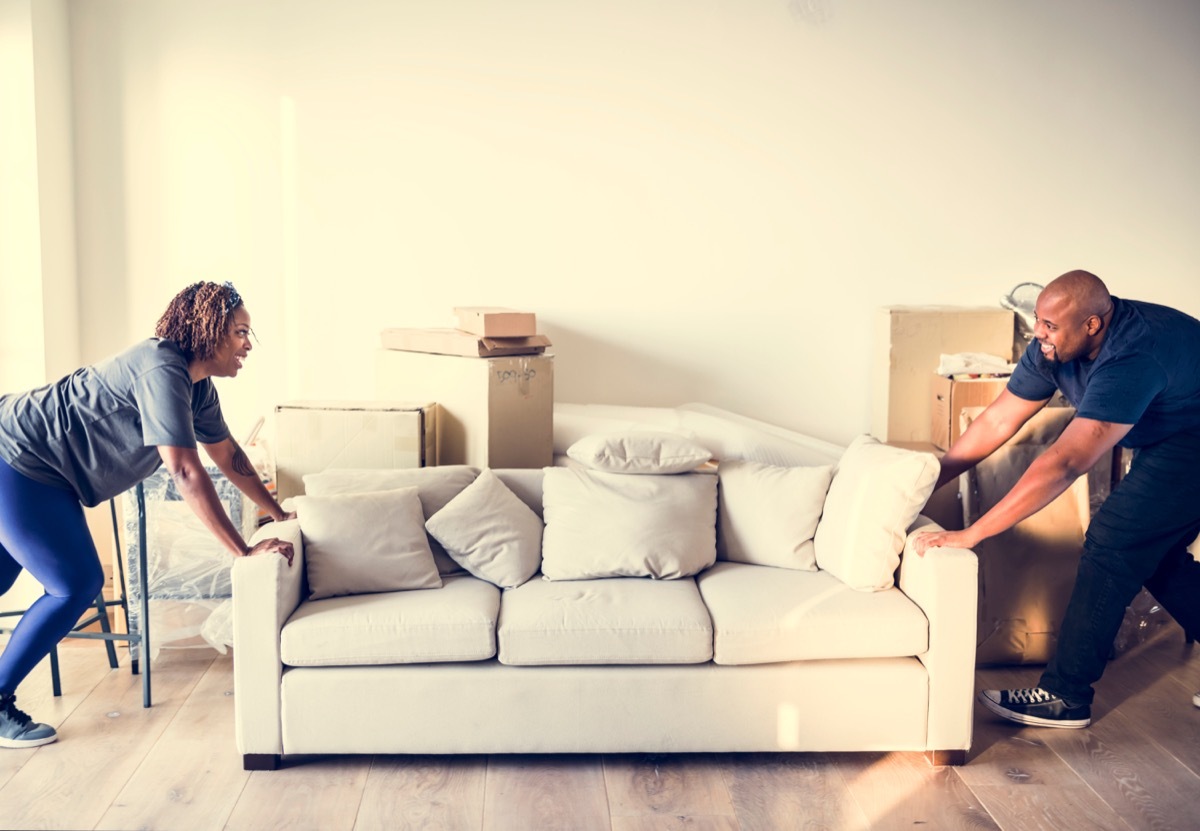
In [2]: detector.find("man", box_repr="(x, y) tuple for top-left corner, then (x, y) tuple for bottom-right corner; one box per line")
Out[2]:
(913, 270), (1200, 728)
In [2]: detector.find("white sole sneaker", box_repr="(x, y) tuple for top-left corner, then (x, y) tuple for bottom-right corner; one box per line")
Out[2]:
(979, 688), (1092, 729)
(1193, 691), (1200, 709)
(0, 732), (58, 749)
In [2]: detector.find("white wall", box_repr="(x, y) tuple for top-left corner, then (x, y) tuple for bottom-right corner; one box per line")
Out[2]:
(58, 0), (1200, 445)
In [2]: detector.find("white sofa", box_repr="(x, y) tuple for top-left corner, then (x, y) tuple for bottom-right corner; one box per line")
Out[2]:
(232, 428), (978, 771)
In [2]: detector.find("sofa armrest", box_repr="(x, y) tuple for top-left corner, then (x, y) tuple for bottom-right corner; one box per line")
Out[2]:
(232, 519), (305, 757)
(898, 515), (978, 752)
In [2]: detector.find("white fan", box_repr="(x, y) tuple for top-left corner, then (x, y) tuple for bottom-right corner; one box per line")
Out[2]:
(1001, 282), (1043, 344)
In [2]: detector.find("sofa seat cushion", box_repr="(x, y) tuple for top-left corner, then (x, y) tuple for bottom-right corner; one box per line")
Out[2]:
(498, 576), (713, 666)
(697, 562), (928, 665)
(281, 575), (500, 667)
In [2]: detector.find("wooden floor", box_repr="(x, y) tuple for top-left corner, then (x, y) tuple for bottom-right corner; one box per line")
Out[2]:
(2, 624), (1198, 831)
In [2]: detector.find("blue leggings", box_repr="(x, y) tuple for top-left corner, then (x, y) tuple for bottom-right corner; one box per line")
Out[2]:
(0, 456), (104, 695)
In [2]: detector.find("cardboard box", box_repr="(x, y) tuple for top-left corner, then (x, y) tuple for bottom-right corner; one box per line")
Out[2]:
(274, 401), (434, 500)
(872, 306), (1015, 443)
(454, 306), (537, 338)
(930, 375), (1010, 450)
(960, 405), (1111, 666)
(376, 350), (553, 469)
(381, 327), (550, 358)
(884, 441), (963, 532)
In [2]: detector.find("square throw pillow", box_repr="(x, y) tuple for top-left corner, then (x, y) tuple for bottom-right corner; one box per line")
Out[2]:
(302, 466), (479, 575)
(541, 467), (717, 580)
(716, 459), (834, 570)
(813, 435), (939, 591)
(425, 469), (544, 589)
(293, 486), (442, 600)
(566, 431), (711, 475)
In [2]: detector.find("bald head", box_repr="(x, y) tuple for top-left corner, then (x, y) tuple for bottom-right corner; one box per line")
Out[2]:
(1042, 270), (1113, 319)
(1033, 270), (1115, 363)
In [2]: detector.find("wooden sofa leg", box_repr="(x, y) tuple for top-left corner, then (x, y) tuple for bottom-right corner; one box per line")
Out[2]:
(925, 749), (967, 767)
(243, 753), (281, 771)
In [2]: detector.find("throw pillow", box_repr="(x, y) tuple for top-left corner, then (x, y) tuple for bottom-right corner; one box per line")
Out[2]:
(716, 459), (834, 570)
(566, 431), (711, 475)
(813, 435), (939, 591)
(293, 486), (442, 600)
(540, 467), (717, 580)
(425, 469), (544, 589)
(302, 466), (480, 575)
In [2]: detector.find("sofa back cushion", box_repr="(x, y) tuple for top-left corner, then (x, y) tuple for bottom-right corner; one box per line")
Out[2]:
(716, 459), (834, 571)
(425, 469), (543, 589)
(540, 467), (717, 580)
(566, 431), (712, 474)
(303, 466), (480, 574)
(293, 486), (443, 600)
(813, 436), (939, 591)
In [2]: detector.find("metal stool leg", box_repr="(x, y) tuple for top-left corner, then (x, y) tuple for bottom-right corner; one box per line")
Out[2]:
(92, 593), (119, 669)
(49, 646), (61, 697)
(135, 483), (152, 707)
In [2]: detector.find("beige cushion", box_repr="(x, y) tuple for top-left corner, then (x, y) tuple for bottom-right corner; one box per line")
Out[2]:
(498, 577), (713, 665)
(303, 466), (479, 575)
(293, 487), (442, 600)
(540, 468), (717, 580)
(425, 469), (543, 589)
(716, 460), (834, 570)
(566, 431), (711, 474)
(697, 562), (928, 665)
(813, 436), (939, 591)
(280, 575), (499, 666)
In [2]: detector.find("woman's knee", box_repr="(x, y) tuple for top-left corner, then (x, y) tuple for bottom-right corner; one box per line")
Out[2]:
(42, 557), (105, 603)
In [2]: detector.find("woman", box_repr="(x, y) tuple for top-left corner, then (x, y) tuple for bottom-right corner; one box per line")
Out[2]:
(0, 281), (293, 748)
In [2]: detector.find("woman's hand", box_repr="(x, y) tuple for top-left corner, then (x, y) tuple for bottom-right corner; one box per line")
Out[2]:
(246, 536), (294, 567)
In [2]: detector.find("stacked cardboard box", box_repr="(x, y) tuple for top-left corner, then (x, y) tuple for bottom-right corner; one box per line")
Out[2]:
(274, 401), (435, 500)
(872, 306), (1016, 444)
(377, 307), (553, 469)
(381, 307), (551, 358)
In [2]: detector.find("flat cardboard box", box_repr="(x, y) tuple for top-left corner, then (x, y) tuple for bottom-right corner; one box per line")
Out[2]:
(274, 400), (434, 500)
(930, 375), (1010, 450)
(872, 306), (1015, 444)
(381, 327), (550, 358)
(376, 350), (553, 469)
(454, 306), (538, 338)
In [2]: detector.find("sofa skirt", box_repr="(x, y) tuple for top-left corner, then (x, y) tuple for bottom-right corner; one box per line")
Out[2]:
(279, 656), (929, 755)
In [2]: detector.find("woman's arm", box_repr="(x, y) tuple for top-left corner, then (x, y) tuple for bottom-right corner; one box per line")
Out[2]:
(201, 437), (292, 522)
(157, 445), (293, 564)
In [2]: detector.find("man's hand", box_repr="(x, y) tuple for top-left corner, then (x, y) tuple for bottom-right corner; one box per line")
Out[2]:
(247, 536), (295, 567)
(912, 528), (981, 557)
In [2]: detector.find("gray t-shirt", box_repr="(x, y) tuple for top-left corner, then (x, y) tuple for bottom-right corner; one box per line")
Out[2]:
(0, 338), (230, 507)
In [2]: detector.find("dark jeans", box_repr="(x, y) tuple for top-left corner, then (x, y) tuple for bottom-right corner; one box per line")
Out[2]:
(1039, 428), (1200, 708)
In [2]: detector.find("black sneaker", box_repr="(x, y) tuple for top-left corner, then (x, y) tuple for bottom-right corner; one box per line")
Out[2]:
(979, 687), (1091, 729)
(0, 693), (58, 748)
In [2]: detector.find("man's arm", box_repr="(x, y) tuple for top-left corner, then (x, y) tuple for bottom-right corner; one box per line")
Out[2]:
(202, 437), (291, 522)
(913, 416), (1132, 555)
(157, 445), (293, 564)
(933, 389), (1050, 490)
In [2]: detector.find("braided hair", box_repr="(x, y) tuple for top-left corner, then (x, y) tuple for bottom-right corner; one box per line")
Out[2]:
(154, 281), (244, 362)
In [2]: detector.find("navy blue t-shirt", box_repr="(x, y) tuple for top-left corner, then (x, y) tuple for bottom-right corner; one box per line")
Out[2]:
(1007, 297), (1200, 448)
